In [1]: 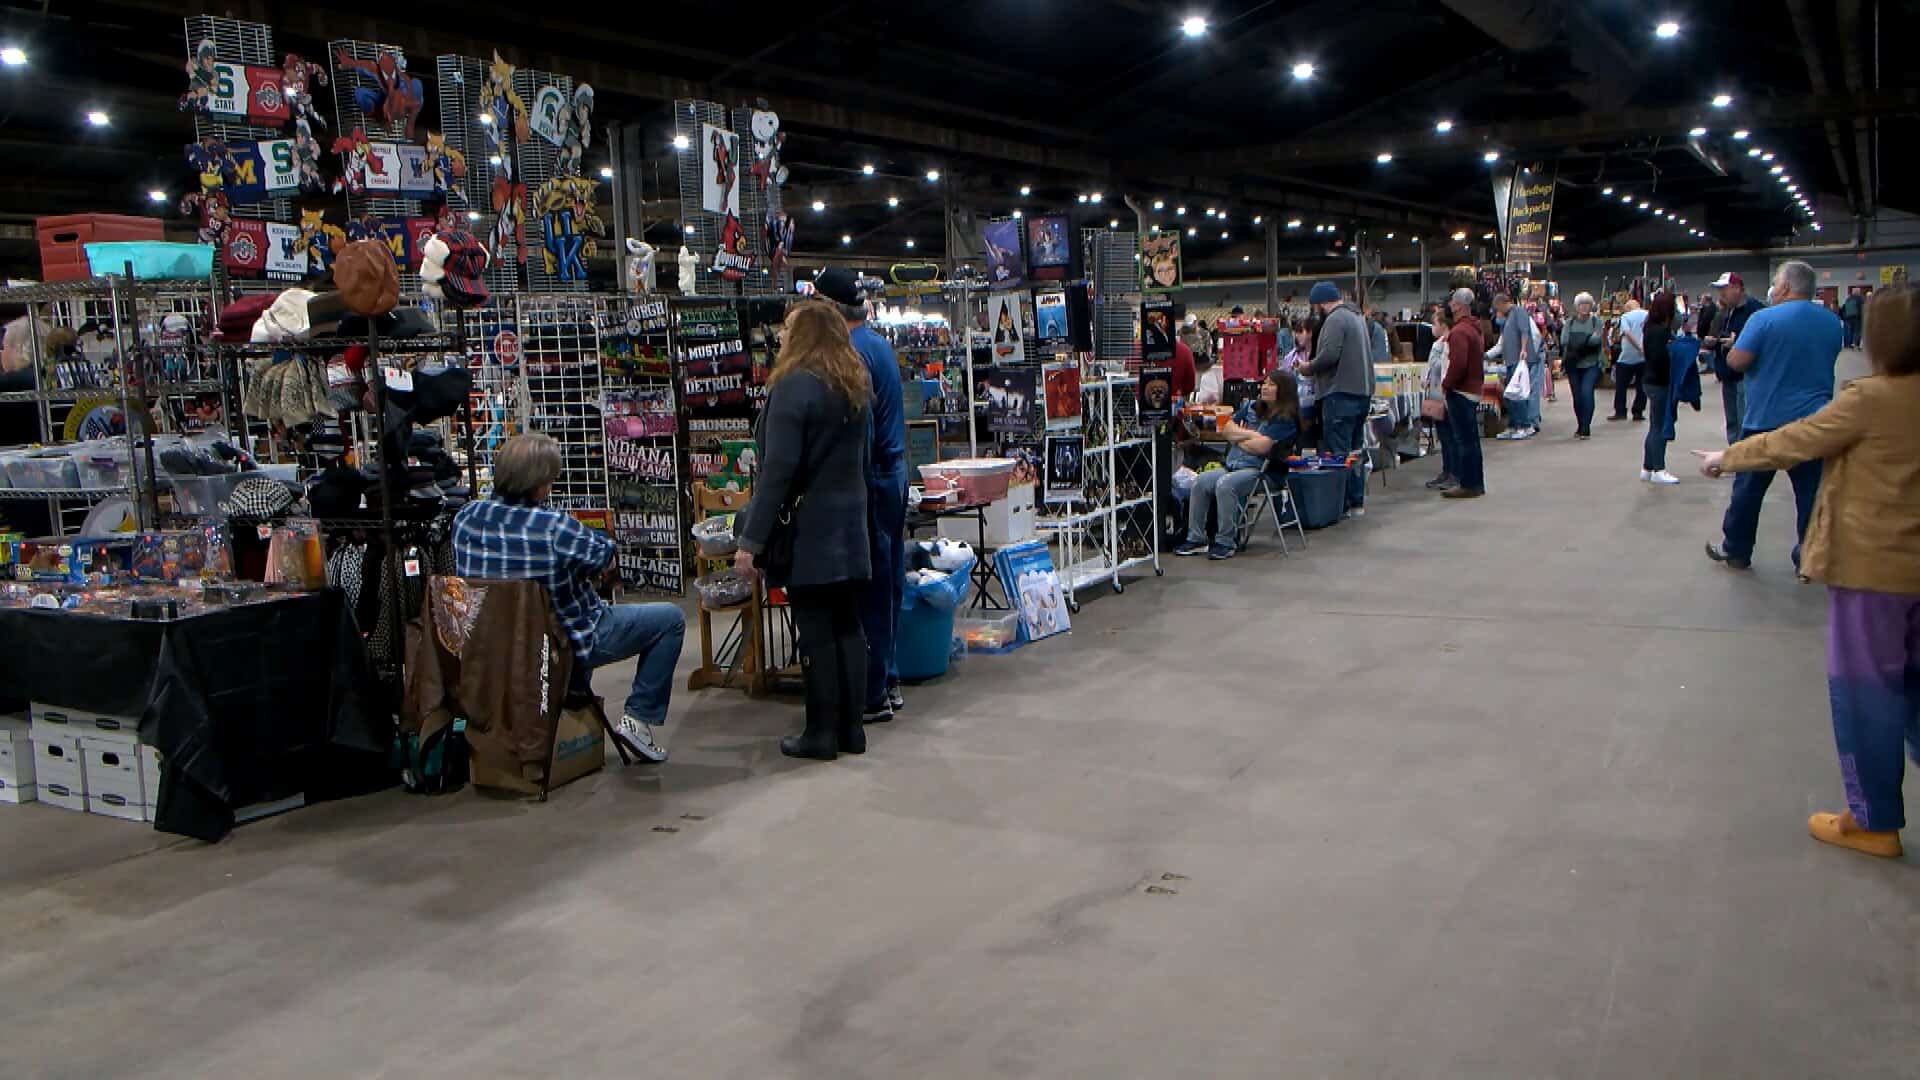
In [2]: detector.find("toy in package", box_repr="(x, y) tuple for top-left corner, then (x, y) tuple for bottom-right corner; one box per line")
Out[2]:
(131, 527), (233, 583)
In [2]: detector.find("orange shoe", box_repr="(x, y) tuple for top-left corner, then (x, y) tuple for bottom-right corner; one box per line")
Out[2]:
(1808, 811), (1903, 858)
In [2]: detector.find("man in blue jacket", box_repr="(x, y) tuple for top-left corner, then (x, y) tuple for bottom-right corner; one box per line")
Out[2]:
(814, 268), (908, 720)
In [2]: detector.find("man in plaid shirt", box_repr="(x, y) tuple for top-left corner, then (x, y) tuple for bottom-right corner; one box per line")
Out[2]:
(453, 434), (684, 762)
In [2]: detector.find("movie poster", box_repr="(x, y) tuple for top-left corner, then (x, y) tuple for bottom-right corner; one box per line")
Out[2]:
(1001, 436), (1041, 486)
(993, 538), (1071, 643)
(1141, 297), (1176, 364)
(980, 218), (1025, 290)
(1141, 230), (1182, 290)
(1043, 434), (1084, 504)
(988, 290), (1027, 362)
(1042, 361), (1081, 431)
(1025, 214), (1071, 274)
(1138, 364), (1173, 424)
(1034, 291), (1069, 345)
(980, 366), (1036, 435)
(699, 122), (741, 216)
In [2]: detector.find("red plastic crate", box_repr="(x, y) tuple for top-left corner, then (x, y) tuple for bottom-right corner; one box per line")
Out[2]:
(36, 214), (165, 282)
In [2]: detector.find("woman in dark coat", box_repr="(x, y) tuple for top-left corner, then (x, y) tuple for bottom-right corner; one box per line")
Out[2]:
(734, 301), (874, 760)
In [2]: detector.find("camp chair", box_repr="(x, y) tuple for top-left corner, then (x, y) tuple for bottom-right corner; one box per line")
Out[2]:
(1234, 469), (1307, 555)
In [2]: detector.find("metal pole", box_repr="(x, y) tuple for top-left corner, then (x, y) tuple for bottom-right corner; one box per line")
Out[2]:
(108, 271), (150, 530)
(1419, 234), (1432, 308)
(1265, 219), (1279, 315)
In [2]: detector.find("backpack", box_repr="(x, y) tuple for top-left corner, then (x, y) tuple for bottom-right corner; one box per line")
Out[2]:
(396, 718), (471, 795)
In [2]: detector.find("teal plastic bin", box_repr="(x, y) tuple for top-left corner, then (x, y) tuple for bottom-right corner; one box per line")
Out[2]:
(85, 242), (215, 282)
(894, 554), (975, 681)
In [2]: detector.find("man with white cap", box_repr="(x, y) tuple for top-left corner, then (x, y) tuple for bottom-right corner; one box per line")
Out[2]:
(1703, 270), (1763, 443)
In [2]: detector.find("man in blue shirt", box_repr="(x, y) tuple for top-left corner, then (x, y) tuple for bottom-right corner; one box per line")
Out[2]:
(1706, 261), (1843, 571)
(813, 268), (908, 721)
(1609, 299), (1649, 422)
(453, 433), (685, 762)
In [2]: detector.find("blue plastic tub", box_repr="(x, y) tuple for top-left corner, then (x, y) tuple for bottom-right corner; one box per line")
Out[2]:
(84, 241), (215, 282)
(895, 555), (976, 681)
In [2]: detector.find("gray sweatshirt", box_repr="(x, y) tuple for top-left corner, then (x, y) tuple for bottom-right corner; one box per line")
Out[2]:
(1301, 302), (1374, 399)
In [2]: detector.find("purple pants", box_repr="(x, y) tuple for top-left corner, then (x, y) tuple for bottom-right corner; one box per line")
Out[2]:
(1826, 587), (1920, 831)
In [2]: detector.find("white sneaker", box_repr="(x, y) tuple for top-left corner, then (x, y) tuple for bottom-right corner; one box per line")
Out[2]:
(616, 715), (668, 762)
(1639, 469), (1653, 482)
(1648, 470), (1680, 485)
(1511, 427), (1536, 440)
(1496, 429), (1519, 440)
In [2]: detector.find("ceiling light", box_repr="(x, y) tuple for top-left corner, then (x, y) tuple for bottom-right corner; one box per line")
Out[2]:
(683, 225), (695, 234)
(85, 109), (110, 127)
(840, 234), (851, 245)
(1175, 205), (1187, 215)
(1152, 199), (1165, 210)
(1314, 224), (1325, 233)
(1219, 231), (1229, 239)
(1552, 234), (1566, 242)
(1, 46), (26, 67)
(1253, 215), (1262, 225)
(1747, 148), (1762, 157)
(1655, 20), (1680, 38)
(905, 238), (916, 249)
(887, 196), (899, 208)
(810, 199), (826, 212)
(1483, 150), (1499, 163)
(1639, 201), (1650, 209)
(1481, 232), (1494, 239)
(1777, 175), (1790, 184)
(1770, 164), (1783, 174)
(1012, 209), (1023, 219)
(1376, 152), (1393, 164)
(1621, 194), (1634, 203)
(1811, 223), (1822, 231)
(925, 169), (941, 182)
(1689, 126), (1707, 137)
(1242, 255), (1251, 262)
(1787, 184), (1798, 192)
(1384, 232), (1394, 239)
(1291, 61), (1316, 80)
(1711, 93), (1733, 108)
(1449, 230), (1466, 241)
(862, 163), (875, 176)
(1602, 187), (1613, 195)
(1733, 129), (1750, 140)
(1089, 191), (1103, 203)
(146, 189), (167, 204)
(468, 211), (483, 222)
(1435, 119), (1454, 133)
(1181, 15), (1209, 37)
(1205, 207), (1217, 217)
(1186, 227), (1197, 237)
(599, 166), (615, 179)
(1219, 212), (1229, 222)
(1077, 194), (1088, 203)
(1679, 218), (1688, 224)
(1109, 219), (1119, 228)
(1762, 152), (1775, 162)
(671, 133), (688, 150)
(1287, 219), (1302, 229)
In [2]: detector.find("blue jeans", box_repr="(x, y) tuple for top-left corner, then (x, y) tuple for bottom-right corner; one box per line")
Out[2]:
(1720, 427), (1823, 566)
(1446, 393), (1483, 492)
(859, 470), (907, 707)
(1186, 467), (1262, 544)
(1318, 391), (1369, 509)
(1527, 359), (1544, 426)
(1642, 384), (1670, 471)
(1719, 378), (1745, 444)
(588, 602), (686, 725)
(1567, 365), (1600, 434)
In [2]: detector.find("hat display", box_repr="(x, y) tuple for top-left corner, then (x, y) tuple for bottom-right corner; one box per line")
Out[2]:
(251, 288), (316, 343)
(217, 476), (298, 520)
(1308, 281), (1341, 305)
(1711, 271), (1744, 288)
(421, 230), (491, 309)
(334, 240), (400, 317)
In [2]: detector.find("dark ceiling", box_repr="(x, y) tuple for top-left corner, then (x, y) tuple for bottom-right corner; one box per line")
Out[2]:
(0, 0), (1912, 281)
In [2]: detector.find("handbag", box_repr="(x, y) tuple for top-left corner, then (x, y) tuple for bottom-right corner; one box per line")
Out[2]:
(1420, 396), (1448, 421)
(756, 410), (852, 582)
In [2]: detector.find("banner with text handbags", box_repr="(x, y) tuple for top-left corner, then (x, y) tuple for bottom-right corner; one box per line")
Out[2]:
(1504, 162), (1556, 266)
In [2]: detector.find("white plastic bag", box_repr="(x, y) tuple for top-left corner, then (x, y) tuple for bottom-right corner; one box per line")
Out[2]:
(1502, 358), (1532, 402)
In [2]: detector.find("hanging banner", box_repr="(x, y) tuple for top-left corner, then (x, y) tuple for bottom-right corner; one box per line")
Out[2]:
(202, 61), (292, 126)
(263, 222), (309, 281)
(980, 218), (1026, 290)
(1505, 162), (1556, 266)
(700, 123), (741, 216)
(1141, 297), (1176, 365)
(1141, 230), (1183, 291)
(1490, 168), (1514, 254)
(222, 220), (269, 277)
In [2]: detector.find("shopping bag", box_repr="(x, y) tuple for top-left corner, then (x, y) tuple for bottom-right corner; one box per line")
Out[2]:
(1502, 360), (1531, 402)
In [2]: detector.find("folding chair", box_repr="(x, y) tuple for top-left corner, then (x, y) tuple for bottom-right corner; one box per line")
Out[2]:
(1234, 470), (1308, 555)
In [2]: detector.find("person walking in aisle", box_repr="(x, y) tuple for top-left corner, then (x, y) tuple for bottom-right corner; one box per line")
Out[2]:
(1423, 303), (1459, 489)
(1441, 288), (1487, 499)
(812, 269), (908, 723)
(1841, 288), (1864, 349)
(734, 301), (874, 761)
(1638, 292), (1682, 485)
(1488, 291), (1543, 439)
(1704, 271), (1764, 443)
(1298, 282), (1373, 516)
(1609, 298), (1649, 422)
(1560, 292), (1606, 438)
(1704, 261), (1844, 572)
(1694, 285), (1920, 858)
(453, 433), (687, 764)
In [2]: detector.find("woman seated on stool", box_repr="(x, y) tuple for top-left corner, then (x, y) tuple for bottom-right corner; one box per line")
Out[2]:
(1174, 370), (1300, 561)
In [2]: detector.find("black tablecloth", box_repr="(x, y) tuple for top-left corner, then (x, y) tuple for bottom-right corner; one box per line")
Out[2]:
(0, 590), (392, 841)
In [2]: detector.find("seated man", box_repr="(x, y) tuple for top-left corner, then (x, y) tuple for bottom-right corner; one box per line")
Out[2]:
(1174, 371), (1300, 561)
(451, 433), (685, 763)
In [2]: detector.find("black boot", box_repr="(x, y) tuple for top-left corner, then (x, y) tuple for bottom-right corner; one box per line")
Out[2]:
(781, 731), (839, 761)
(838, 717), (866, 755)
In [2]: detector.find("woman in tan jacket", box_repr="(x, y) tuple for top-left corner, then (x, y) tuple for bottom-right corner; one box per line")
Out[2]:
(1696, 285), (1920, 859)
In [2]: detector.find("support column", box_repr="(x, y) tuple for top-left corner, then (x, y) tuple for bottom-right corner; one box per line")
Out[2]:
(1265, 220), (1278, 314)
(608, 123), (649, 292)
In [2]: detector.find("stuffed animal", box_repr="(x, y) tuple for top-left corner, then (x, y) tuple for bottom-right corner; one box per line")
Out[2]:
(677, 245), (698, 294)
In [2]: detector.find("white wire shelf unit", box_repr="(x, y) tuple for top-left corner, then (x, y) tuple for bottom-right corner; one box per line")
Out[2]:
(1036, 374), (1160, 610)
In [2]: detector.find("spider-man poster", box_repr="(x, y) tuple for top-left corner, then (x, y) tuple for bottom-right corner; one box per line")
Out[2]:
(699, 122), (740, 217)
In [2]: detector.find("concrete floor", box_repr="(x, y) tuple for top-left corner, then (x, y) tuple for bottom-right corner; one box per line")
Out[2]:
(2, 360), (1914, 1079)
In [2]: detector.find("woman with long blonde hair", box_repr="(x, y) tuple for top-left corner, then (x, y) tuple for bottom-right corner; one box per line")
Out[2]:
(734, 300), (875, 760)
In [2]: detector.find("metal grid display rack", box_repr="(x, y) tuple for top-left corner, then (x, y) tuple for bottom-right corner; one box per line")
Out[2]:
(514, 294), (606, 512)
(434, 55), (530, 299)
(1037, 374), (1160, 610)
(673, 99), (785, 298)
(184, 15), (289, 300)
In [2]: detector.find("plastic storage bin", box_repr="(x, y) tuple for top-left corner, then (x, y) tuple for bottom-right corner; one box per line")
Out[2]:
(168, 472), (250, 519)
(36, 213), (164, 282)
(72, 442), (135, 490)
(84, 241), (214, 282)
(955, 611), (1022, 654)
(5, 449), (79, 490)
(896, 556), (975, 680)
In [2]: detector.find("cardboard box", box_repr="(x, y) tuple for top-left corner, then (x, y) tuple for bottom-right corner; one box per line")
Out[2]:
(82, 739), (144, 807)
(0, 718), (35, 802)
(35, 737), (86, 811)
(471, 706), (606, 796)
(35, 704), (140, 747)
(139, 745), (163, 805)
(983, 482), (1038, 547)
(0, 776), (33, 803)
(88, 790), (146, 822)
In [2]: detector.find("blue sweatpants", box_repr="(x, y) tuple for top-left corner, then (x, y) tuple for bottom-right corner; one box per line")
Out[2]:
(1825, 588), (1920, 831)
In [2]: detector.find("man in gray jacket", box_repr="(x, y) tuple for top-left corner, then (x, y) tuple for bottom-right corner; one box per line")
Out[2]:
(1297, 281), (1372, 514)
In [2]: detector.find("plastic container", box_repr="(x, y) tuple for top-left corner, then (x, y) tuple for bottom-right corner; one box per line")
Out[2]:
(690, 516), (737, 557)
(956, 611), (1022, 653)
(72, 442), (135, 490)
(84, 241), (214, 282)
(5, 449), (79, 490)
(168, 472), (251, 519)
(36, 213), (164, 282)
(693, 569), (754, 609)
(919, 458), (1016, 504)
(896, 555), (975, 680)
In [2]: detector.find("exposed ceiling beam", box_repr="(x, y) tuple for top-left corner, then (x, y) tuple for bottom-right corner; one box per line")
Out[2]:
(1835, 0), (1876, 217)
(1784, 0), (1865, 217)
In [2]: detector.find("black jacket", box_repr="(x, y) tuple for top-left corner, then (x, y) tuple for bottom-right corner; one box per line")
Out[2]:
(1644, 321), (1673, 386)
(736, 370), (873, 589)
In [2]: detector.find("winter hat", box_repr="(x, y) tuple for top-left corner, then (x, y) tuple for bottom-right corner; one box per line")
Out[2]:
(334, 240), (400, 317)
(1308, 282), (1341, 305)
(217, 476), (297, 520)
